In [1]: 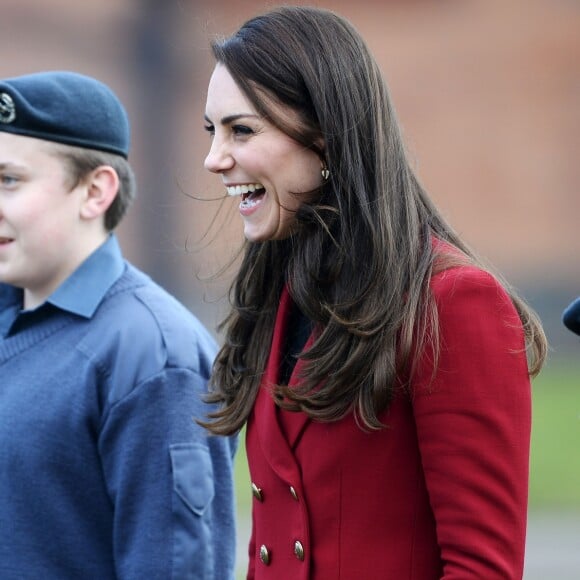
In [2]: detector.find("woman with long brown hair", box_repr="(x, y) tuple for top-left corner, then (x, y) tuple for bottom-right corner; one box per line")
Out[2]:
(201, 6), (547, 579)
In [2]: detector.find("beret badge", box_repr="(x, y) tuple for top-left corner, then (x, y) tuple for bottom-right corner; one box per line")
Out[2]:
(0, 92), (16, 124)
(0, 72), (130, 156)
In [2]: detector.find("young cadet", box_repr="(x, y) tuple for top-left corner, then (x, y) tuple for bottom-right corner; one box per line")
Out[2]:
(0, 71), (236, 579)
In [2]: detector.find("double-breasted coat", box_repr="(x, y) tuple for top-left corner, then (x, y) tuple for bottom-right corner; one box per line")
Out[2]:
(245, 263), (531, 579)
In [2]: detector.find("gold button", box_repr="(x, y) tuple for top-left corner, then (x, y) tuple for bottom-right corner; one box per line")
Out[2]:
(259, 544), (270, 565)
(289, 486), (298, 501)
(294, 540), (304, 561)
(251, 482), (263, 502)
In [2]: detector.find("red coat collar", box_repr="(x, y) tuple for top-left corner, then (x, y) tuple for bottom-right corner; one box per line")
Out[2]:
(252, 285), (314, 478)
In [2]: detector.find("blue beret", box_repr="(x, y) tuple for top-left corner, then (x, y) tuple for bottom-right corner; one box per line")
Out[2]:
(563, 297), (580, 336)
(0, 71), (130, 158)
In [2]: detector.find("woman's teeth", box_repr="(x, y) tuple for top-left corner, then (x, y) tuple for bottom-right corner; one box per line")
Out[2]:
(226, 183), (264, 197)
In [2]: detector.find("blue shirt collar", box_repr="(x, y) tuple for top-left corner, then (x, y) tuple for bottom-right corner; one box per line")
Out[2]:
(0, 234), (125, 332)
(47, 234), (125, 318)
(0, 285), (22, 335)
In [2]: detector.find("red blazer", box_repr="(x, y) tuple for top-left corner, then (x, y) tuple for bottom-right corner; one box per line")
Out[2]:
(246, 265), (531, 579)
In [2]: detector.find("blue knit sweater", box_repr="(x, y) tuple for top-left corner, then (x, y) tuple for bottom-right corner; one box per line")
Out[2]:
(0, 236), (236, 579)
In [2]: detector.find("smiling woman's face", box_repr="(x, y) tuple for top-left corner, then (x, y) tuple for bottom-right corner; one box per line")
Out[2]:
(203, 64), (323, 242)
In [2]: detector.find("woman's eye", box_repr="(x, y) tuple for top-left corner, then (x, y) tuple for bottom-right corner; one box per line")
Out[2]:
(232, 125), (253, 136)
(203, 124), (215, 136)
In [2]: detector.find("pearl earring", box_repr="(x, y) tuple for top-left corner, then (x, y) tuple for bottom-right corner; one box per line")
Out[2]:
(321, 167), (330, 181)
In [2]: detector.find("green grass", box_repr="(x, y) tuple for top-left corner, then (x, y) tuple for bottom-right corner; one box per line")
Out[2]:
(233, 434), (251, 580)
(234, 432), (251, 517)
(529, 360), (580, 509)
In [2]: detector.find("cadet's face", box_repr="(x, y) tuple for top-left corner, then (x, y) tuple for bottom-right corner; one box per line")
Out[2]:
(203, 64), (323, 242)
(0, 132), (87, 307)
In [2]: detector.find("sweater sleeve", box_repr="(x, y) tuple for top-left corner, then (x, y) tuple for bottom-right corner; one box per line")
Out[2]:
(99, 367), (236, 580)
(411, 266), (531, 579)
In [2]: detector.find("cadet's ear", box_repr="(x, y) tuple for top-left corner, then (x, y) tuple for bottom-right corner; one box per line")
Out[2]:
(80, 166), (119, 221)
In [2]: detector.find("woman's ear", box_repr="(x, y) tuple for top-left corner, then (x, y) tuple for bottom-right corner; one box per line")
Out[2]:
(312, 136), (326, 158)
(80, 166), (119, 221)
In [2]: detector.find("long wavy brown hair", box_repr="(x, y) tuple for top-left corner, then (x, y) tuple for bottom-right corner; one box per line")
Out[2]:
(202, 6), (547, 435)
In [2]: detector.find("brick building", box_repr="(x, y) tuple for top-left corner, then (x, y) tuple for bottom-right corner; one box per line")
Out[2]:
(2, 0), (578, 353)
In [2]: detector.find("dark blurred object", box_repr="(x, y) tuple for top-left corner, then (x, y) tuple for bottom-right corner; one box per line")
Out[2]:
(562, 298), (580, 336)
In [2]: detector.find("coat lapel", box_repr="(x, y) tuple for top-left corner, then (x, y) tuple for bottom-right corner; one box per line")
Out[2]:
(253, 285), (312, 481)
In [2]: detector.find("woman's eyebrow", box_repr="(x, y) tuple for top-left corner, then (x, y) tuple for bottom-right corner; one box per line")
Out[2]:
(204, 113), (260, 125)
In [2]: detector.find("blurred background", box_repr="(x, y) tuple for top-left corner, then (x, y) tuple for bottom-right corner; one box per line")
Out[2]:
(2, 0), (578, 577)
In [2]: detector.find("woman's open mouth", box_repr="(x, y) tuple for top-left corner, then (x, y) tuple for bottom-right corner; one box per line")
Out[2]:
(226, 183), (266, 208)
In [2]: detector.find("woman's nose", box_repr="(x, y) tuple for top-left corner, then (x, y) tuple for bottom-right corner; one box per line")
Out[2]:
(204, 137), (234, 174)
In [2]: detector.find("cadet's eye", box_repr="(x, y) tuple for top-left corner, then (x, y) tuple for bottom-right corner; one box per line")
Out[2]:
(0, 174), (19, 187)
